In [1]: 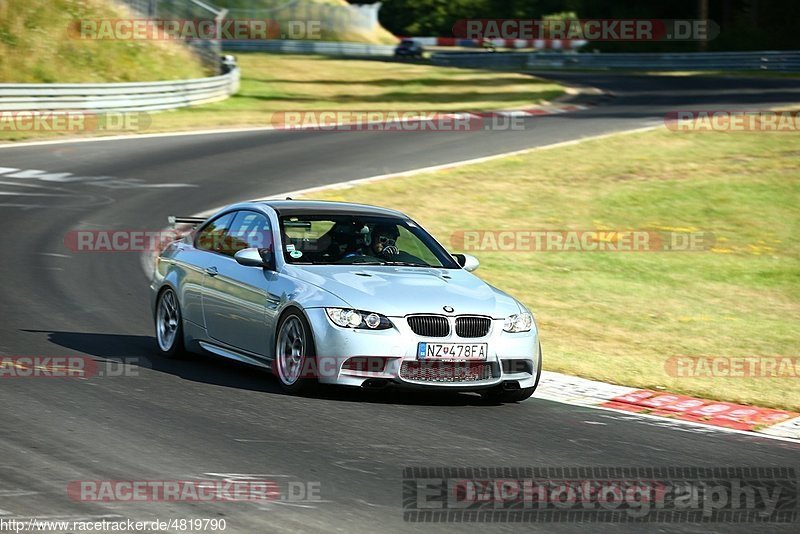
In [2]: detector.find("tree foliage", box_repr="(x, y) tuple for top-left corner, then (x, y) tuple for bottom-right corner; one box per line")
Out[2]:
(368, 0), (798, 51)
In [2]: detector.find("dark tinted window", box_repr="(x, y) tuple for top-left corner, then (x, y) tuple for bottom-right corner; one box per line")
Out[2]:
(195, 212), (236, 254)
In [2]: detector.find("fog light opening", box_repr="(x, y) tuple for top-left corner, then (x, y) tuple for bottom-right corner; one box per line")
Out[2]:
(342, 356), (389, 374)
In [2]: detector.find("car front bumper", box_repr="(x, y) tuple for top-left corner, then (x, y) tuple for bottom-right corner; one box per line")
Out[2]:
(305, 308), (540, 390)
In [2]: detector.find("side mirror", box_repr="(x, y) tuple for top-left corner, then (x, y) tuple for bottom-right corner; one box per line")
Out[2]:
(234, 247), (276, 270)
(453, 253), (480, 272)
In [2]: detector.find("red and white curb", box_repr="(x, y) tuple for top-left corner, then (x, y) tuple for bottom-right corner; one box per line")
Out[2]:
(405, 37), (587, 50)
(535, 371), (800, 441)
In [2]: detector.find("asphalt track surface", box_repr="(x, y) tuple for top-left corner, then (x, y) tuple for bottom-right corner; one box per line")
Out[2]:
(1, 72), (799, 532)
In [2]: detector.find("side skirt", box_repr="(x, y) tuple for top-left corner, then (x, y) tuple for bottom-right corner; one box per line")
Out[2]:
(198, 341), (273, 370)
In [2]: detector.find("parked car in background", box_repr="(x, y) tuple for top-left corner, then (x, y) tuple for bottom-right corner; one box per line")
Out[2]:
(395, 39), (424, 58)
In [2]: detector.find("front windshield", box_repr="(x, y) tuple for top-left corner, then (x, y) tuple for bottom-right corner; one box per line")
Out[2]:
(279, 214), (458, 268)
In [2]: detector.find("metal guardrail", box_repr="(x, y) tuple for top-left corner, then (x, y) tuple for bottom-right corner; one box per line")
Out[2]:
(432, 51), (800, 72)
(0, 69), (240, 112)
(224, 40), (395, 57)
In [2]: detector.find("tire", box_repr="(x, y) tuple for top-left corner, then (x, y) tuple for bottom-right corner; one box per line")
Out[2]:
(155, 287), (185, 359)
(274, 309), (318, 395)
(482, 343), (542, 403)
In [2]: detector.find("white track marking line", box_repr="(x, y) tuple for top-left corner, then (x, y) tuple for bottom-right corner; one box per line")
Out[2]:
(0, 203), (49, 209)
(202, 472), (291, 478)
(0, 180), (67, 190)
(0, 192), (84, 197)
(0, 491), (39, 498)
(0, 168), (197, 190)
(0, 126), (282, 150)
(494, 110), (533, 117)
(38, 253), (71, 258)
(136, 183), (198, 188)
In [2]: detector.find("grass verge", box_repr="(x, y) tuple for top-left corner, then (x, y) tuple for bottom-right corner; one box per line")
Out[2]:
(0, 53), (565, 142)
(0, 0), (206, 83)
(301, 127), (800, 411)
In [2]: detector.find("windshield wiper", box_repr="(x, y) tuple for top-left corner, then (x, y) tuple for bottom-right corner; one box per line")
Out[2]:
(334, 260), (432, 267)
(382, 261), (431, 267)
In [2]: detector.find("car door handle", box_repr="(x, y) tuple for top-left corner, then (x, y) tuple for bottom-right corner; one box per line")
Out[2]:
(205, 266), (219, 276)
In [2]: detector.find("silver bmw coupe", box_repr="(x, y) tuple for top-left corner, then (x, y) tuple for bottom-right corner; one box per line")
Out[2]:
(150, 200), (541, 402)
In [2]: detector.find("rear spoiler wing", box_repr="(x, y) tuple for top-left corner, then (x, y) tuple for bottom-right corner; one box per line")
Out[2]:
(168, 216), (206, 228)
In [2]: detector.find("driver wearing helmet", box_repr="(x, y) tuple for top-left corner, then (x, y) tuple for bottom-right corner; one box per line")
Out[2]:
(370, 224), (400, 257)
(342, 223), (400, 260)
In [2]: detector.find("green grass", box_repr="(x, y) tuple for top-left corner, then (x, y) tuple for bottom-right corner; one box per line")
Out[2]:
(0, 53), (565, 142)
(0, 0), (206, 83)
(302, 128), (800, 411)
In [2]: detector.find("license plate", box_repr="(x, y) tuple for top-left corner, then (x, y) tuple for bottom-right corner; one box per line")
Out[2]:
(417, 342), (487, 361)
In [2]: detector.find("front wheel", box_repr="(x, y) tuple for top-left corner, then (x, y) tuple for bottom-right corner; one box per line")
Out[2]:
(275, 310), (318, 395)
(155, 287), (185, 358)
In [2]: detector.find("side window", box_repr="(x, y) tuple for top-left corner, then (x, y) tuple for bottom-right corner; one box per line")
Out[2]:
(224, 211), (273, 257)
(195, 212), (236, 253)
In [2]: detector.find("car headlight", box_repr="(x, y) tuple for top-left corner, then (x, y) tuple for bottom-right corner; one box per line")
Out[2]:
(503, 312), (533, 333)
(325, 308), (393, 330)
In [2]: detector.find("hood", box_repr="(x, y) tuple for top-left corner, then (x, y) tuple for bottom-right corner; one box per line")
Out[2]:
(285, 265), (521, 318)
